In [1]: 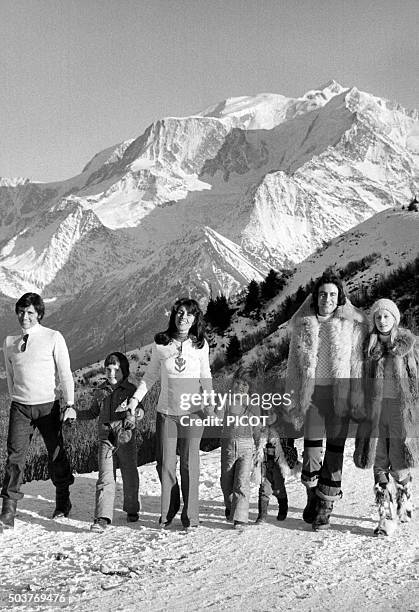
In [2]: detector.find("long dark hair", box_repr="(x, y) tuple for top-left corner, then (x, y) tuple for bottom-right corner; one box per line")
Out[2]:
(311, 271), (346, 315)
(155, 298), (206, 348)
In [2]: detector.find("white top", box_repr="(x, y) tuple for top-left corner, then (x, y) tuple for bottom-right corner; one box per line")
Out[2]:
(3, 323), (74, 405)
(133, 338), (212, 416)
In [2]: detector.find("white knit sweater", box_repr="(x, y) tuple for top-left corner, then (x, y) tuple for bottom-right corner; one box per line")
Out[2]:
(3, 323), (74, 405)
(133, 338), (212, 416)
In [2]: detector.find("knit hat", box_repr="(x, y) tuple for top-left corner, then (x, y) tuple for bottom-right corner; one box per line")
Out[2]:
(370, 299), (400, 326)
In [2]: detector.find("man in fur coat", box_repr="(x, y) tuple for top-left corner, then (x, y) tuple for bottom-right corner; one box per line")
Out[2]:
(285, 271), (368, 530)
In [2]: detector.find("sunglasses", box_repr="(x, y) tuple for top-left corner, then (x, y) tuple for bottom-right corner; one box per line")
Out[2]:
(21, 334), (29, 352)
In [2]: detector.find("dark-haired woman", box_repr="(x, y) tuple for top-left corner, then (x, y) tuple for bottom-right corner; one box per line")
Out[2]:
(128, 298), (212, 530)
(285, 272), (368, 530)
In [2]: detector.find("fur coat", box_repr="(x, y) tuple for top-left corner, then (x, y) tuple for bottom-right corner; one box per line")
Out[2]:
(353, 328), (419, 469)
(252, 418), (300, 486)
(285, 295), (368, 426)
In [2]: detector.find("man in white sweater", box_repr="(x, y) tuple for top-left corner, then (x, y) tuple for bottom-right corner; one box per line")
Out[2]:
(0, 293), (75, 531)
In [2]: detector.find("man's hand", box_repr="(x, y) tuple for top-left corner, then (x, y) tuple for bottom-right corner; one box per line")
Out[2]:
(62, 405), (77, 426)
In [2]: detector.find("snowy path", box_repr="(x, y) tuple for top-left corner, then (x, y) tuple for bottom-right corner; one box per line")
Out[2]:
(0, 442), (418, 612)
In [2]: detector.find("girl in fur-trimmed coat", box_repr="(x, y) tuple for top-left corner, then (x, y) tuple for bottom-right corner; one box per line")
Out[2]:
(354, 299), (419, 536)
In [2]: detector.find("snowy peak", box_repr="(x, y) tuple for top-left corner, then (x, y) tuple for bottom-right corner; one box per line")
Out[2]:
(199, 93), (292, 130)
(0, 203), (109, 297)
(199, 81), (349, 130)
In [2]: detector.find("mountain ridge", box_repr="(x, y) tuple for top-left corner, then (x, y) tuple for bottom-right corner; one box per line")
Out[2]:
(0, 81), (417, 367)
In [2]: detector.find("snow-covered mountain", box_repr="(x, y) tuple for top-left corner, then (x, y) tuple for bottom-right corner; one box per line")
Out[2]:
(0, 81), (418, 368)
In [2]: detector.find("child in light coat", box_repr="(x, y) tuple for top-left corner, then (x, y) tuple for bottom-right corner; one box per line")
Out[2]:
(220, 375), (258, 530)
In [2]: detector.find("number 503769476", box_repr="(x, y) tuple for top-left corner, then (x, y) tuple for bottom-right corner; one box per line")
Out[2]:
(2, 591), (70, 605)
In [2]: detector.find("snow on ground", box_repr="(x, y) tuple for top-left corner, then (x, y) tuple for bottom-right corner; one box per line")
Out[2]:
(0, 441), (418, 612)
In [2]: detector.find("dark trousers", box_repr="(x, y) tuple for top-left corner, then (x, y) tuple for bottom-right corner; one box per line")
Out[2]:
(373, 398), (411, 486)
(1, 401), (74, 502)
(302, 386), (349, 500)
(260, 457), (287, 502)
(155, 412), (204, 527)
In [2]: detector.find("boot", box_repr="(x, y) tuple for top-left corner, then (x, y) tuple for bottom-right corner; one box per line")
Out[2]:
(255, 497), (269, 524)
(374, 484), (397, 537)
(396, 479), (413, 523)
(224, 507), (233, 523)
(52, 488), (72, 519)
(0, 498), (17, 529)
(312, 498), (334, 531)
(303, 487), (318, 524)
(276, 495), (288, 521)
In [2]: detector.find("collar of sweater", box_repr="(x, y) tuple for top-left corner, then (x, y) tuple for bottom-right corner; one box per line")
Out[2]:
(171, 336), (191, 345)
(21, 322), (42, 337)
(316, 312), (335, 323)
(291, 294), (367, 326)
(378, 333), (392, 344)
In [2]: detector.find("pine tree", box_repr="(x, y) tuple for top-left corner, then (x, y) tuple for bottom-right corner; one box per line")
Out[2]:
(205, 294), (232, 331)
(226, 335), (242, 364)
(408, 196), (419, 212)
(244, 280), (260, 314)
(261, 269), (286, 301)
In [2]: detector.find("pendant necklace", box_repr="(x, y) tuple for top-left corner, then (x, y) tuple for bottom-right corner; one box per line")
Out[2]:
(173, 336), (187, 373)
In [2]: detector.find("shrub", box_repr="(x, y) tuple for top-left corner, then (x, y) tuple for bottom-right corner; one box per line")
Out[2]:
(408, 197), (418, 212)
(226, 335), (242, 364)
(205, 294), (233, 331)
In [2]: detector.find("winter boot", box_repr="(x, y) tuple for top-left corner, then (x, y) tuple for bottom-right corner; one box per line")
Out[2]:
(255, 497), (269, 525)
(276, 495), (288, 521)
(90, 517), (110, 533)
(52, 488), (72, 519)
(303, 487), (318, 524)
(127, 513), (139, 523)
(395, 479), (413, 523)
(374, 484), (397, 537)
(224, 507), (233, 523)
(0, 498), (17, 529)
(312, 498), (334, 531)
(233, 520), (247, 531)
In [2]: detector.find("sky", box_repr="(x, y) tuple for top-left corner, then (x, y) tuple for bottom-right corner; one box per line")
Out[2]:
(0, 0), (418, 182)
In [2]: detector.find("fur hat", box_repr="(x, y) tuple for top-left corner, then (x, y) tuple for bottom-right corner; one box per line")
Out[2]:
(370, 299), (400, 327)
